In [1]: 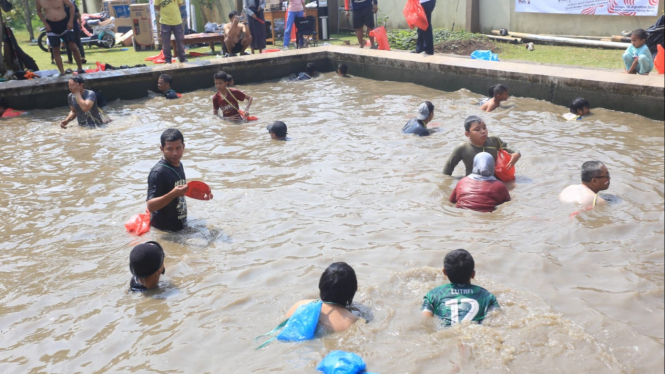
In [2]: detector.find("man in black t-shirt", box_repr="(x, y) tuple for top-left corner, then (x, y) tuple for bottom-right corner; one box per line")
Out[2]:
(147, 129), (189, 231)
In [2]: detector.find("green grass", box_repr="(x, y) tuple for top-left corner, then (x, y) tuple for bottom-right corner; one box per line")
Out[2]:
(497, 43), (624, 70)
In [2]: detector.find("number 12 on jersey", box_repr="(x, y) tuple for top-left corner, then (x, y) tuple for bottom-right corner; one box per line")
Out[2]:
(445, 298), (479, 324)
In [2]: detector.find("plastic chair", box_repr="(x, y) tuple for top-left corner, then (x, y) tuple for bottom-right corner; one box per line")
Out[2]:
(295, 16), (317, 49)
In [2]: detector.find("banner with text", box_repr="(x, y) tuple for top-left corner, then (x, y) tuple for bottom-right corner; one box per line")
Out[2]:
(515, 0), (661, 16)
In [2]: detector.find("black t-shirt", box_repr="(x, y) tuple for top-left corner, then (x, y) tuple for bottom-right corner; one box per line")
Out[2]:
(402, 118), (431, 136)
(147, 159), (187, 231)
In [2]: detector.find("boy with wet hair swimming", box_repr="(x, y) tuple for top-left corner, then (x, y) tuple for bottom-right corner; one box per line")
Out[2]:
(422, 249), (500, 325)
(623, 29), (653, 75)
(157, 74), (180, 99)
(285, 262), (359, 333)
(212, 71), (253, 121)
(443, 116), (521, 176)
(337, 63), (349, 77)
(480, 84), (508, 112)
(129, 241), (167, 292)
(564, 97), (591, 121)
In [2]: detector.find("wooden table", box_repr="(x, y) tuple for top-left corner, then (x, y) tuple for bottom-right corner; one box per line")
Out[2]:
(264, 9), (319, 45)
(171, 33), (225, 53)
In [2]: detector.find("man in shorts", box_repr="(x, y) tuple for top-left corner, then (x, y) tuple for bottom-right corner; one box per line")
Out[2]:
(36, 0), (84, 75)
(345, 0), (378, 48)
(223, 11), (252, 57)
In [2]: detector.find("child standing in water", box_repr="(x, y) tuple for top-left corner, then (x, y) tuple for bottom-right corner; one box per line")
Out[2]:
(212, 71), (253, 121)
(480, 84), (508, 112)
(443, 116), (521, 176)
(623, 29), (653, 75)
(422, 249), (500, 325)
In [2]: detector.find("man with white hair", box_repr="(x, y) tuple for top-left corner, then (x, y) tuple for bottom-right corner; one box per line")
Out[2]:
(559, 161), (611, 207)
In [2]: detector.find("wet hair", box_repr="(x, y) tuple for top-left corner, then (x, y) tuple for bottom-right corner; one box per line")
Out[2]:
(632, 28), (648, 40)
(581, 161), (606, 183)
(214, 71), (230, 81)
(338, 63), (348, 75)
(0, 98), (7, 108)
(70, 76), (85, 85)
(228, 11), (239, 20)
(305, 63), (316, 76)
(319, 262), (358, 307)
(160, 128), (184, 147)
(488, 84), (507, 98)
(444, 249), (475, 284)
(569, 97), (590, 114)
(464, 115), (483, 132)
(159, 74), (173, 85)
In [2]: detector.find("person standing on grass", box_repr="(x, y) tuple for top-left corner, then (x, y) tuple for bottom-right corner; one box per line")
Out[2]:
(413, 0), (435, 55)
(155, 0), (187, 63)
(283, 0), (306, 50)
(36, 0), (85, 75)
(345, 0), (378, 48)
(244, 0), (267, 54)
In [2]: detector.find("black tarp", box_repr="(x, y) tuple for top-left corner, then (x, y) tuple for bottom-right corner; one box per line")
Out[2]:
(2, 25), (39, 72)
(647, 15), (664, 57)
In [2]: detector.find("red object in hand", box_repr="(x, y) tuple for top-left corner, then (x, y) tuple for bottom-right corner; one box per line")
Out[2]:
(125, 210), (151, 236)
(495, 149), (516, 182)
(186, 181), (213, 200)
(403, 0), (429, 31)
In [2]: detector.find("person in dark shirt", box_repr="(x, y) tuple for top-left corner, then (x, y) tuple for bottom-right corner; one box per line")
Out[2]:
(157, 74), (181, 99)
(60, 76), (109, 128)
(267, 121), (288, 140)
(129, 241), (166, 292)
(147, 129), (189, 232)
(402, 101), (434, 136)
(344, 0), (378, 48)
(290, 63), (316, 81)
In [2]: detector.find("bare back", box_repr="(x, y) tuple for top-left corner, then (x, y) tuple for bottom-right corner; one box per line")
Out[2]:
(559, 184), (606, 206)
(36, 0), (69, 21)
(287, 299), (358, 334)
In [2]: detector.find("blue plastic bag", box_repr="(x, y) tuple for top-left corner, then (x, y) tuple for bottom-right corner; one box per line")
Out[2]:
(277, 300), (322, 342)
(317, 351), (368, 374)
(470, 50), (499, 61)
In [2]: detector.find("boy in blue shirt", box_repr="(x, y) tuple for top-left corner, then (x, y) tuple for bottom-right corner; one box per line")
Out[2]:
(623, 29), (653, 75)
(422, 249), (499, 325)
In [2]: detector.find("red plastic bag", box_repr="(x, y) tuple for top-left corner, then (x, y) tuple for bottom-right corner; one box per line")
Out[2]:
(403, 0), (429, 31)
(238, 110), (258, 121)
(495, 149), (515, 182)
(655, 44), (664, 74)
(185, 181), (214, 200)
(369, 26), (390, 51)
(125, 210), (151, 236)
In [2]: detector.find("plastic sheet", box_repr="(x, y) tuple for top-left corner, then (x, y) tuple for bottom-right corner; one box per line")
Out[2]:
(316, 351), (369, 374)
(277, 300), (322, 342)
(494, 149), (515, 182)
(1, 108), (26, 118)
(470, 50), (499, 61)
(185, 181), (213, 200)
(368, 26), (390, 51)
(125, 210), (151, 236)
(403, 0), (429, 31)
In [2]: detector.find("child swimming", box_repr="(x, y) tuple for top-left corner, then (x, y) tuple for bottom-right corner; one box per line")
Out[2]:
(422, 249), (500, 325)
(623, 29), (653, 75)
(128, 241), (167, 292)
(479, 84), (508, 112)
(563, 97), (591, 121)
(337, 63), (349, 77)
(402, 101), (434, 137)
(443, 116), (521, 176)
(212, 71), (254, 121)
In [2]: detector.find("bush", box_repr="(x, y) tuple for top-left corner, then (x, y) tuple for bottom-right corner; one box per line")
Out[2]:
(387, 28), (488, 50)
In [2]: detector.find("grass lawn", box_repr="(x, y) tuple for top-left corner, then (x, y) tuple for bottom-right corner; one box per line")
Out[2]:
(10, 27), (625, 72)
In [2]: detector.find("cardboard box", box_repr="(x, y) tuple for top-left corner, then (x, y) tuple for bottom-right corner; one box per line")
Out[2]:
(130, 4), (154, 50)
(104, 0), (137, 33)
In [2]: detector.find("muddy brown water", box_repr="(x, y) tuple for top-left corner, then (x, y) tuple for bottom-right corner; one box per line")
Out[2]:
(0, 74), (663, 373)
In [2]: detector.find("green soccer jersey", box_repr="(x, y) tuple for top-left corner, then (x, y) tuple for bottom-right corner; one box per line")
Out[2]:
(422, 283), (500, 325)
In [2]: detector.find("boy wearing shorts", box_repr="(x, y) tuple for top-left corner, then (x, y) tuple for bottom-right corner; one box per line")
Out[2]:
(422, 249), (500, 325)
(344, 0), (378, 48)
(36, 0), (84, 75)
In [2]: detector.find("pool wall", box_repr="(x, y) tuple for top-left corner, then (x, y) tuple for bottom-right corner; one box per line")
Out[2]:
(1, 46), (663, 121)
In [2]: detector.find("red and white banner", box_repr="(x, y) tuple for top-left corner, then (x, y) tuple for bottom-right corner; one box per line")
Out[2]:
(515, 0), (660, 16)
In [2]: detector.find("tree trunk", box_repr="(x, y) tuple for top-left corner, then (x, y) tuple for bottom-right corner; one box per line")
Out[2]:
(0, 15), (5, 74)
(23, 0), (35, 41)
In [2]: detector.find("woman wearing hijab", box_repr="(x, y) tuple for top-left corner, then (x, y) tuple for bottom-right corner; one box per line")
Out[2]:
(244, 0), (267, 54)
(449, 152), (511, 212)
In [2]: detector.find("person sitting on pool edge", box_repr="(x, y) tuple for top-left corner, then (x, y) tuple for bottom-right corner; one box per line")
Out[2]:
(563, 97), (591, 121)
(402, 101), (434, 137)
(337, 63), (349, 77)
(60, 76), (110, 128)
(212, 71), (254, 122)
(157, 74), (181, 99)
(290, 63), (317, 81)
(559, 161), (610, 207)
(129, 241), (166, 292)
(267, 121), (288, 140)
(223, 11), (252, 57)
(285, 262), (359, 334)
(422, 249), (500, 325)
(623, 28), (653, 75)
(443, 115), (521, 177)
(449, 152), (511, 213)
(480, 84), (509, 113)
(147, 129), (189, 232)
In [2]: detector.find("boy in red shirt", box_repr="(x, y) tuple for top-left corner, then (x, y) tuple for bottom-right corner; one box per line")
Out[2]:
(212, 71), (254, 122)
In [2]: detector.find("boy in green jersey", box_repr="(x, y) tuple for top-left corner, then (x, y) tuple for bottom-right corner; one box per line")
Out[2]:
(422, 249), (499, 325)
